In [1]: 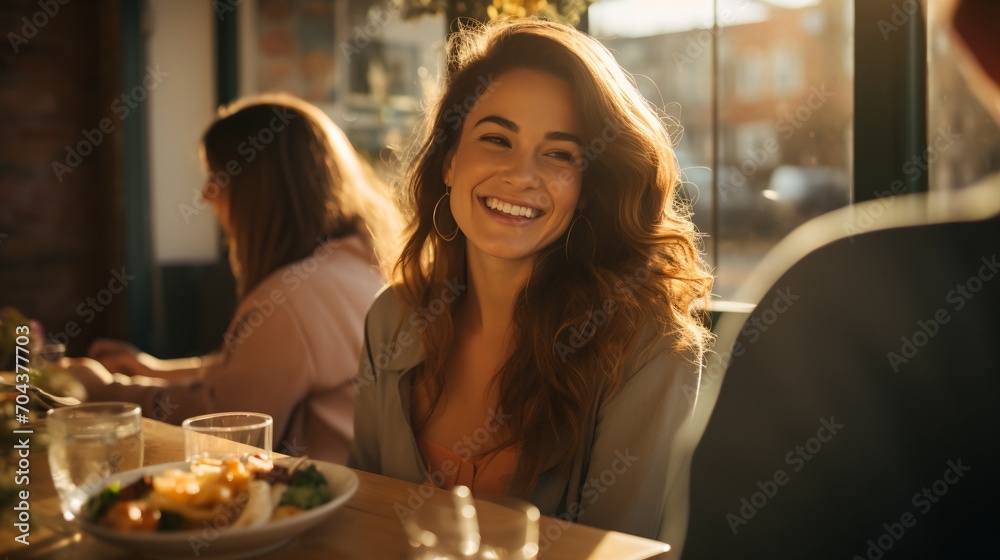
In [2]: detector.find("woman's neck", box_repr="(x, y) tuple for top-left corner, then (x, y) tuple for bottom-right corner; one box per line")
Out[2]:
(459, 249), (532, 341)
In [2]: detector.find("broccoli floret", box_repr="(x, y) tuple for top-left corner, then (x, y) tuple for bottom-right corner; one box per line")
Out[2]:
(83, 482), (121, 522)
(279, 465), (332, 510)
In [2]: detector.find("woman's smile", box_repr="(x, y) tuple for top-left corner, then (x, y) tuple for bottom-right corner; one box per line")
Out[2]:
(480, 196), (545, 222)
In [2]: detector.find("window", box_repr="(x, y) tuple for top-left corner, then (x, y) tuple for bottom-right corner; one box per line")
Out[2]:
(734, 121), (778, 160)
(591, 0), (853, 299)
(589, 0), (716, 262)
(735, 52), (767, 101)
(239, 0), (446, 173)
(771, 48), (804, 95)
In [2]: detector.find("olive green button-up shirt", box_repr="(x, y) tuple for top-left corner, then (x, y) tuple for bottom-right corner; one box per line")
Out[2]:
(348, 286), (701, 542)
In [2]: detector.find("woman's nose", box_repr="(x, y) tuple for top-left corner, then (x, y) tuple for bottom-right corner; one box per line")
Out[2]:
(500, 150), (541, 189)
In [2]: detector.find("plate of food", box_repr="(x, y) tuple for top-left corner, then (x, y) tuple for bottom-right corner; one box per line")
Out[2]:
(74, 456), (358, 559)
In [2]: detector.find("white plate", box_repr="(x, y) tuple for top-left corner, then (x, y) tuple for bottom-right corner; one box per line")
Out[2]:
(76, 459), (359, 560)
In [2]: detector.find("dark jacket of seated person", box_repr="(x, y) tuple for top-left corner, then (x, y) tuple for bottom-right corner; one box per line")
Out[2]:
(683, 2), (1000, 556)
(685, 181), (999, 560)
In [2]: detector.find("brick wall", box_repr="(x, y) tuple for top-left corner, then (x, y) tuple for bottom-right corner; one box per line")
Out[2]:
(0, 0), (126, 355)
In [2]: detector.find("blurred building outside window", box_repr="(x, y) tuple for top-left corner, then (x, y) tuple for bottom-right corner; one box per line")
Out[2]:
(771, 48), (804, 95)
(736, 51), (767, 102)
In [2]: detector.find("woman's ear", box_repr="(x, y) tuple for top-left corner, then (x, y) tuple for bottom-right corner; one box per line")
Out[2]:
(442, 146), (457, 186)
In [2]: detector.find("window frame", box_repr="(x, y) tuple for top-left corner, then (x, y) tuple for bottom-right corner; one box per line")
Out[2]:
(853, 0), (928, 203)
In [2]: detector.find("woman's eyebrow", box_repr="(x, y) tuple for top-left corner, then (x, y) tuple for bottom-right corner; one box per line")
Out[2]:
(474, 115), (583, 146)
(474, 115), (519, 132)
(545, 131), (583, 146)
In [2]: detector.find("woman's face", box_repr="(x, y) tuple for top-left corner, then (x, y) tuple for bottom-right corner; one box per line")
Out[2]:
(443, 68), (584, 264)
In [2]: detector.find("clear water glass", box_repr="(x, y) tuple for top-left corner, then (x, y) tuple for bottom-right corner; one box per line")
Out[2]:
(182, 412), (272, 473)
(403, 488), (540, 560)
(47, 402), (144, 520)
(476, 496), (540, 560)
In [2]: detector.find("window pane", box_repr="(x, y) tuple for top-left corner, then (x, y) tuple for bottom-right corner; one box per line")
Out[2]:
(331, 1), (445, 167)
(716, 0), (853, 299)
(928, 0), (1000, 191)
(243, 0), (446, 174)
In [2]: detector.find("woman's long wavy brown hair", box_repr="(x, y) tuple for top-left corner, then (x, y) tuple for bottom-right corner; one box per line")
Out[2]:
(201, 93), (402, 298)
(393, 19), (713, 495)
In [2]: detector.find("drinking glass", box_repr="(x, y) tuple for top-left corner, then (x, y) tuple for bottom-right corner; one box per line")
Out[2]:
(182, 412), (272, 473)
(403, 487), (540, 560)
(403, 486), (480, 559)
(47, 402), (144, 520)
(33, 342), (65, 370)
(476, 497), (540, 560)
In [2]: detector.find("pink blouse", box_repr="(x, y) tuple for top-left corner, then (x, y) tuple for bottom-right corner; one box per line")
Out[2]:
(92, 236), (382, 464)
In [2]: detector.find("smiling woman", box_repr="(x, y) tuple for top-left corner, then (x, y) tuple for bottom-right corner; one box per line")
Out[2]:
(349, 18), (713, 541)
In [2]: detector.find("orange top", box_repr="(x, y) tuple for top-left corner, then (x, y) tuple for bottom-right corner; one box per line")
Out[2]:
(416, 436), (518, 497)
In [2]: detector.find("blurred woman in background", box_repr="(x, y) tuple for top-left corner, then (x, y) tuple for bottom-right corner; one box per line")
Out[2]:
(69, 93), (403, 464)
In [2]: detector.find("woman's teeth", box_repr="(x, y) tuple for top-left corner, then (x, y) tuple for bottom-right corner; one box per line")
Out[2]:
(484, 197), (539, 219)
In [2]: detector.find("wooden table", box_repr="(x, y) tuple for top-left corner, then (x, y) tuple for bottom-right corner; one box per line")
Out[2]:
(5, 419), (671, 559)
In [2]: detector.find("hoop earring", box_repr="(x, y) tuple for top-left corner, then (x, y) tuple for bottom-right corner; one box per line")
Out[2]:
(565, 212), (596, 262)
(432, 186), (459, 241)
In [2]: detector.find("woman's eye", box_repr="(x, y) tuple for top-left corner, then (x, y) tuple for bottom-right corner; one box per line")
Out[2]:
(548, 151), (577, 163)
(478, 135), (510, 147)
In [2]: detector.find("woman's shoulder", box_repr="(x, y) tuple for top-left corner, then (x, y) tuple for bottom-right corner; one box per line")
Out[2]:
(363, 285), (427, 372)
(594, 326), (702, 424)
(620, 322), (702, 388)
(367, 284), (409, 329)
